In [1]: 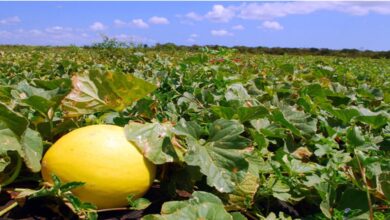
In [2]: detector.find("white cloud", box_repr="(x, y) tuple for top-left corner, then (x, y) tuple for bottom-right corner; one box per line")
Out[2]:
(0, 27), (95, 45)
(131, 19), (149, 28)
(206, 5), (235, 23)
(187, 34), (199, 43)
(45, 26), (73, 33)
(187, 38), (196, 43)
(0, 16), (21, 25)
(185, 12), (203, 21)
(0, 30), (12, 38)
(261, 21), (284, 30)
(335, 2), (390, 16)
(211, 29), (233, 37)
(232, 25), (245, 30)
(149, 16), (169, 25)
(114, 19), (127, 27)
(237, 2), (331, 20)
(114, 18), (162, 28)
(29, 29), (44, 36)
(237, 2), (390, 20)
(89, 22), (107, 31)
(182, 2), (390, 27)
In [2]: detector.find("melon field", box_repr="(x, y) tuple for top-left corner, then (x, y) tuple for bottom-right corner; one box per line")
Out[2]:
(0, 46), (389, 219)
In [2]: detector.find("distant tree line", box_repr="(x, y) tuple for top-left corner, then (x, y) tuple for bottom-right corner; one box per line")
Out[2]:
(152, 43), (390, 59)
(1, 38), (390, 59)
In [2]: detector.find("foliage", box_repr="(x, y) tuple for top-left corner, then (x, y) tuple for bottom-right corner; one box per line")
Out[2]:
(0, 45), (389, 219)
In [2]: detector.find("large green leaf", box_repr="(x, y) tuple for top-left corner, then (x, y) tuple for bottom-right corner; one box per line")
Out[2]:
(225, 154), (261, 210)
(272, 104), (317, 137)
(212, 105), (269, 122)
(337, 188), (368, 212)
(0, 128), (23, 154)
(0, 126), (43, 174)
(346, 126), (365, 148)
(173, 119), (203, 139)
(143, 191), (242, 220)
(22, 95), (55, 116)
(16, 79), (71, 116)
(354, 107), (389, 128)
(125, 121), (177, 164)
(356, 115), (389, 128)
(62, 69), (156, 117)
(183, 119), (250, 193)
(321, 105), (360, 124)
(0, 128), (23, 186)
(225, 83), (251, 102)
(0, 127), (22, 183)
(33, 78), (72, 91)
(0, 86), (12, 103)
(0, 102), (28, 136)
(20, 128), (43, 172)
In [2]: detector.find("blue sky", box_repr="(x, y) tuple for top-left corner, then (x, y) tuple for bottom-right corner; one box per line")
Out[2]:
(1, 1), (390, 51)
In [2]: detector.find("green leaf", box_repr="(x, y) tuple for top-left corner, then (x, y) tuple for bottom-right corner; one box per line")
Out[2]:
(15, 80), (55, 100)
(356, 115), (389, 128)
(249, 129), (268, 149)
(62, 69), (156, 117)
(272, 104), (317, 137)
(173, 119), (203, 139)
(0, 128), (23, 154)
(20, 128), (43, 172)
(125, 121), (176, 164)
(52, 173), (62, 188)
(127, 195), (152, 210)
(346, 126), (365, 148)
(0, 152), (10, 174)
(279, 64), (294, 74)
(34, 78), (72, 91)
(226, 154), (260, 210)
(64, 193), (83, 208)
(337, 188), (368, 212)
(272, 110), (301, 136)
(60, 182), (85, 192)
(86, 212), (98, 220)
(212, 106), (269, 122)
(207, 119), (249, 149)
(231, 212), (247, 220)
(236, 106), (268, 122)
(211, 106), (236, 120)
(225, 83), (251, 102)
(0, 102), (28, 136)
(184, 119), (250, 193)
(0, 86), (12, 103)
(306, 84), (327, 98)
(283, 156), (319, 174)
(379, 171), (390, 200)
(353, 107), (389, 128)
(0, 128), (22, 185)
(270, 178), (291, 202)
(22, 95), (55, 116)
(250, 119), (286, 138)
(322, 105), (360, 124)
(143, 191), (236, 220)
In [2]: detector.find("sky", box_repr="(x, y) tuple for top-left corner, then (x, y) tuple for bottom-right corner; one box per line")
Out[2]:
(1, 1), (390, 51)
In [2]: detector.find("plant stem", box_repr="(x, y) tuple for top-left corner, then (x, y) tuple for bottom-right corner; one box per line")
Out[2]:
(1, 154), (22, 187)
(355, 150), (374, 220)
(0, 201), (18, 217)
